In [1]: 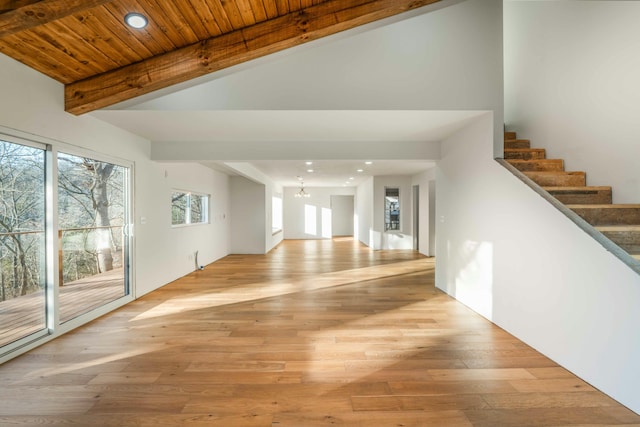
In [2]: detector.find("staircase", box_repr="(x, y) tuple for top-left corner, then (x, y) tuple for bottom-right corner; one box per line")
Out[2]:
(504, 131), (640, 262)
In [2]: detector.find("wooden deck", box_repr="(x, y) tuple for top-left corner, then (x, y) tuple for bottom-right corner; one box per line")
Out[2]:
(0, 268), (125, 347)
(0, 239), (639, 426)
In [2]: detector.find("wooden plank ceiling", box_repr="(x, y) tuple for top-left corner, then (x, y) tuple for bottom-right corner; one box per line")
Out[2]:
(0, 0), (441, 115)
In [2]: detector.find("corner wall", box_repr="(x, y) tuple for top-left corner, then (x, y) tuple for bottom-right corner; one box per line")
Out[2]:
(436, 114), (640, 413)
(505, 1), (640, 203)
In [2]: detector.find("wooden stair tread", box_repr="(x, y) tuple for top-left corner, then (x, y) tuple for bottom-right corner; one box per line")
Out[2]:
(542, 186), (611, 191)
(542, 186), (612, 204)
(504, 139), (531, 149)
(507, 159), (563, 172)
(596, 225), (640, 232)
(566, 204), (640, 209)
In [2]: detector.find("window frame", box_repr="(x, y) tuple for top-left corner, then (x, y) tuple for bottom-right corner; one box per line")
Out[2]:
(384, 187), (401, 232)
(171, 190), (210, 227)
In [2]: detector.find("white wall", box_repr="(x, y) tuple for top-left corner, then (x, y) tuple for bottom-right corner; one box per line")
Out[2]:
(412, 168), (437, 257)
(505, 1), (640, 203)
(283, 187), (356, 240)
(436, 113), (640, 413)
(129, 0), (504, 150)
(372, 176), (414, 250)
(230, 176), (266, 254)
(356, 178), (374, 247)
(159, 163), (230, 282)
(331, 195), (355, 237)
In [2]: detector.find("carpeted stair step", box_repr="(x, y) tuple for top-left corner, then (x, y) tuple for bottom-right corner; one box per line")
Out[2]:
(596, 225), (640, 253)
(504, 131), (517, 140)
(504, 148), (546, 160)
(542, 186), (612, 204)
(567, 205), (640, 226)
(524, 171), (585, 187)
(504, 139), (531, 149)
(508, 159), (564, 172)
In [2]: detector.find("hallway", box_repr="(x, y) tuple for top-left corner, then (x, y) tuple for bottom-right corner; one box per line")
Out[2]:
(0, 239), (637, 426)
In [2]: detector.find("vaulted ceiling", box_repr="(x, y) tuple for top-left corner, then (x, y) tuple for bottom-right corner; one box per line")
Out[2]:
(0, 0), (441, 115)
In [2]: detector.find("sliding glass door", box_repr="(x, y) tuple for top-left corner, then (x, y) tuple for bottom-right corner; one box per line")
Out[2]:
(0, 139), (47, 348)
(58, 153), (131, 323)
(0, 135), (133, 358)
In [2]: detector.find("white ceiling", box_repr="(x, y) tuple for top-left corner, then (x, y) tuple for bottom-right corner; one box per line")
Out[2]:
(93, 110), (484, 188)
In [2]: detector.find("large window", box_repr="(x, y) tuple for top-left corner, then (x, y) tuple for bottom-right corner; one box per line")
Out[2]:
(384, 187), (400, 231)
(172, 191), (209, 226)
(272, 195), (283, 234)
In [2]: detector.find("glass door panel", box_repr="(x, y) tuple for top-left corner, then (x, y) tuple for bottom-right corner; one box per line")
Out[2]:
(58, 153), (130, 323)
(0, 140), (46, 348)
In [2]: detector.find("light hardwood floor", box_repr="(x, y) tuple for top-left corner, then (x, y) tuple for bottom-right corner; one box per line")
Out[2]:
(0, 238), (638, 426)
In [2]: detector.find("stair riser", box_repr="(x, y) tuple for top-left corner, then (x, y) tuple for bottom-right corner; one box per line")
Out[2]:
(504, 149), (546, 160)
(504, 131), (517, 140)
(548, 189), (612, 205)
(508, 160), (564, 172)
(571, 208), (640, 226)
(601, 231), (640, 253)
(525, 172), (586, 187)
(504, 139), (531, 149)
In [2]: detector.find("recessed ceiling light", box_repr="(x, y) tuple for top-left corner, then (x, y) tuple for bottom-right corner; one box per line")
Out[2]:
(357, 169), (364, 172)
(349, 177), (354, 180)
(305, 161), (313, 165)
(125, 12), (148, 29)
(307, 169), (314, 173)
(297, 176), (303, 181)
(365, 161), (373, 165)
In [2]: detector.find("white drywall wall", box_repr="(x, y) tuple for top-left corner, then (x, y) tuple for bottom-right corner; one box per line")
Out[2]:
(356, 178), (374, 247)
(129, 0), (504, 151)
(412, 168), (437, 257)
(330, 195), (355, 237)
(283, 187), (356, 240)
(436, 113), (640, 413)
(160, 163), (230, 283)
(230, 176), (266, 254)
(505, 1), (640, 203)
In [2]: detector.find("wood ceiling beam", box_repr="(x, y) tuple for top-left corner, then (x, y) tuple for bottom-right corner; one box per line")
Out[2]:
(0, 0), (115, 37)
(65, 0), (441, 115)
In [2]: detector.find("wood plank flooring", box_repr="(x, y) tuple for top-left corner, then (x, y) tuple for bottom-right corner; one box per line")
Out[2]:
(0, 238), (638, 426)
(0, 268), (125, 347)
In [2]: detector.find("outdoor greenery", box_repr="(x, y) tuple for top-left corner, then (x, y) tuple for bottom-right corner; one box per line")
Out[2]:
(0, 142), (45, 301)
(0, 140), (125, 301)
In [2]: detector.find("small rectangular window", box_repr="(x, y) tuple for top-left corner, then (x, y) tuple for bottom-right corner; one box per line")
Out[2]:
(384, 187), (400, 231)
(172, 191), (209, 226)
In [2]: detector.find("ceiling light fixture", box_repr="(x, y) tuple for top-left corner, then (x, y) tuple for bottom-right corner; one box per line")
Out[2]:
(294, 180), (311, 198)
(305, 161), (313, 165)
(365, 161), (373, 165)
(307, 169), (314, 173)
(357, 169), (364, 173)
(125, 12), (148, 29)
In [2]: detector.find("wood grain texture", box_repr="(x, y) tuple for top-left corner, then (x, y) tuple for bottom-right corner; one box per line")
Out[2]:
(64, 0), (441, 114)
(0, 238), (638, 425)
(0, 0), (114, 37)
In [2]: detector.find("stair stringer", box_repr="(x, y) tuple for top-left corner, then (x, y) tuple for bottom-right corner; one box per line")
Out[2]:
(497, 158), (640, 276)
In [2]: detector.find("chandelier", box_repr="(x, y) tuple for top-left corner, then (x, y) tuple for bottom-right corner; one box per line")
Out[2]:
(294, 180), (311, 198)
